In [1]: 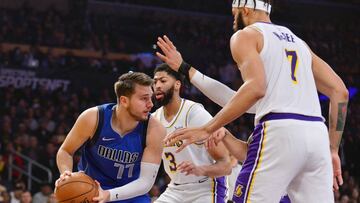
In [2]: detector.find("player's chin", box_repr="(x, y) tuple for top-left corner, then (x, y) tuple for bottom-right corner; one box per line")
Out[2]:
(141, 112), (150, 120)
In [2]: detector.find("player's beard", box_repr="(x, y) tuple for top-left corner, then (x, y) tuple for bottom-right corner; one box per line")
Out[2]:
(153, 86), (174, 108)
(233, 12), (246, 32)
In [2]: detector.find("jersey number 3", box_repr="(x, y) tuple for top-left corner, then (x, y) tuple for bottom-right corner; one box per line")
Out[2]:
(165, 152), (177, 172)
(285, 49), (299, 84)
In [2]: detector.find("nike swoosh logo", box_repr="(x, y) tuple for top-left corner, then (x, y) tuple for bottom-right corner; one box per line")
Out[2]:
(102, 137), (115, 141)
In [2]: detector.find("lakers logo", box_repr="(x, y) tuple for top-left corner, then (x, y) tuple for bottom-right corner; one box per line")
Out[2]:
(234, 184), (243, 197)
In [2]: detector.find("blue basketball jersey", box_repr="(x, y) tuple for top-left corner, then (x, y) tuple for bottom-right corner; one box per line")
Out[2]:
(78, 103), (150, 203)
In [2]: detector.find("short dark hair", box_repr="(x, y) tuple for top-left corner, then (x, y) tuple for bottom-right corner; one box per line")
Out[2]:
(154, 63), (184, 82)
(114, 72), (153, 98)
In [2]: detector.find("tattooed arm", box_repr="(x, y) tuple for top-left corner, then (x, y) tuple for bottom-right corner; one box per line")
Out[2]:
(311, 50), (348, 190)
(329, 102), (348, 151)
(311, 51), (349, 152)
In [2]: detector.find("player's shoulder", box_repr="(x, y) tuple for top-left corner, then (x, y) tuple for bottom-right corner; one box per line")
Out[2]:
(183, 99), (204, 112)
(183, 99), (210, 120)
(232, 26), (261, 40)
(148, 115), (166, 132)
(147, 115), (166, 142)
(78, 106), (98, 121)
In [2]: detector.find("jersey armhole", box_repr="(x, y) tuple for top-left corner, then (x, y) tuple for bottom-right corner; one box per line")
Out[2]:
(141, 114), (150, 150)
(87, 106), (104, 147)
(248, 24), (268, 56)
(185, 103), (199, 127)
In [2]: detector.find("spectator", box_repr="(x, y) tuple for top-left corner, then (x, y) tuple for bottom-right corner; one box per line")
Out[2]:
(32, 183), (52, 203)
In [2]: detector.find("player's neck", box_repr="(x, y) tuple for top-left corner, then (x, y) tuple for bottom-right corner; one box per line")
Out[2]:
(163, 96), (182, 122)
(249, 13), (271, 25)
(112, 105), (139, 135)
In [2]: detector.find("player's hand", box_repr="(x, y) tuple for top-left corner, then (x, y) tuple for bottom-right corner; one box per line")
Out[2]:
(331, 152), (343, 191)
(165, 127), (211, 153)
(93, 180), (110, 203)
(178, 161), (206, 176)
(205, 127), (227, 150)
(55, 170), (72, 188)
(156, 35), (183, 71)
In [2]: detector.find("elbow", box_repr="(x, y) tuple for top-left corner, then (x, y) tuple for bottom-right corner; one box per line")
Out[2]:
(254, 88), (265, 100)
(250, 80), (266, 100)
(340, 88), (349, 101)
(331, 86), (349, 101)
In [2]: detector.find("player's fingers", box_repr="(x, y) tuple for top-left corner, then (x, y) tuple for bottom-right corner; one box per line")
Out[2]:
(156, 41), (169, 55)
(166, 128), (192, 144)
(211, 139), (218, 148)
(333, 177), (339, 191)
(64, 170), (72, 175)
(59, 174), (67, 181)
(93, 197), (105, 203)
(179, 165), (191, 173)
(206, 138), (213, 149)
(164, 133), (183, 146)
(157, 37), (171, 52)
(204, 140), (209, 149)
(179, 161), (191, 169)
(156, 52), (168, 62)
(54, 179), (60, 187)
(337, 174), (343, 186)
(177, 161), (188, 170)
(60, 170), (71, 181)
(182, 164), (194, 173)
(163, 35), (176, 50)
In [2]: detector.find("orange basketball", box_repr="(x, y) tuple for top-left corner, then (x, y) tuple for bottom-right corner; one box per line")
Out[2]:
(55, 172), (98, 203)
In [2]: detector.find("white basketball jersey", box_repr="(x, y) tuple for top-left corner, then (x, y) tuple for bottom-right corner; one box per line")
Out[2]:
(249, 22), (323, 123)
(153, 99), (214, 184)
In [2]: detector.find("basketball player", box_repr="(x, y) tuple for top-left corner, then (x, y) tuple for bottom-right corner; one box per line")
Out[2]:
(55, 72), (166, 203)
(155, 39), (290, 203)
(152, 64), (232, 203)
(156, 0), (349, 202)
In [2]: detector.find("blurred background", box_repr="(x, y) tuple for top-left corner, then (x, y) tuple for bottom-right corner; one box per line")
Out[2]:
(0, 0), (359, 202)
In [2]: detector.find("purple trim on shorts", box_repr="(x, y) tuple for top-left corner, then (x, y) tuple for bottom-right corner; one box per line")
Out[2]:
(214, 176), (227, 203)
(232, 123), (265, 203)
(260, 113), (323, 123)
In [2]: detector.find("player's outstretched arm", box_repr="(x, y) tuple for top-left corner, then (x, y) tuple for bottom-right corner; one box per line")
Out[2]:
(105, 117), (166, 202)
(56, 107), (98, 185)
(164, 28), (265, 148)
(311, 50), (349, 191)
(156, 35), (256, 113)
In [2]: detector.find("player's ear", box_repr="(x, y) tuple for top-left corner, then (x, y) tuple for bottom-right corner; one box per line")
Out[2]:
(175, 80), (181, 91)
(119, 96), (129, 107)
(243, 7), (250, 16)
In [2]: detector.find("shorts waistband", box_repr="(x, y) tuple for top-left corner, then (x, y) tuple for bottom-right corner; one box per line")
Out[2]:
(173, 177), (209, 186)
(260, 113), (324, 123)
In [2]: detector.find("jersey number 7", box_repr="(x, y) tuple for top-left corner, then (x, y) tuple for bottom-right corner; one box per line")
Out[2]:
(285, 49), (299, 84)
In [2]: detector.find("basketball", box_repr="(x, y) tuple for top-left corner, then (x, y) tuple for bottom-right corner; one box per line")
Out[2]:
(55, 172), (98, 203)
